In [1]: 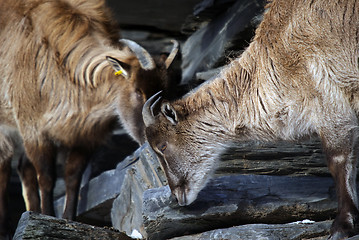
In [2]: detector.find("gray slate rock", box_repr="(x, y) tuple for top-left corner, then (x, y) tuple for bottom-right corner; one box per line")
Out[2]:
(13, 211), (131, 240)
(54, 143), (166, 229)
(143, 174), (338, 240)
(107, 0), (200, 32)
(217, 139), (328, 177)
(169, 220), (332, 240)
(111, 143), (166, 238)
(181, 0), (265, 84)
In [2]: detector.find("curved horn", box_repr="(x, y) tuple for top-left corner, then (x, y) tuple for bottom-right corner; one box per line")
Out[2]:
(165, 40), (179, 69)
(143, 91), (162, 127)
(119, 39), (156, 70)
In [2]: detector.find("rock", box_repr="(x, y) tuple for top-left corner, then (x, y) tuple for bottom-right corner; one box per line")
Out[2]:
(143, 174), (338, 240)
(111, 143), (166, 239)
(54, 142), (166, 230)
(217, 138), (329, 177)
(169, 220), (332, 240)
(107, 0), (200, 32)
(180, 0), (265, 84)
(195, 67), (225, 82)
(87, 132), (138, 179)
(13, 211), (131, 240)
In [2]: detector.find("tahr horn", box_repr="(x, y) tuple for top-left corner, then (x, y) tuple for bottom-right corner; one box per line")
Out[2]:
(142, 91), (162, 127)
(165, 40), (179, 69)
(119, 39), (156, 70)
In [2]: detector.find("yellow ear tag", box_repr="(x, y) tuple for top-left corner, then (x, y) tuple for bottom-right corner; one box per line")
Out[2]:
(115, 70), (123, 76)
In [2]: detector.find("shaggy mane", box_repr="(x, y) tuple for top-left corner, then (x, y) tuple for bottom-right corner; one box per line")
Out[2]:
(24, 0), (122, 87)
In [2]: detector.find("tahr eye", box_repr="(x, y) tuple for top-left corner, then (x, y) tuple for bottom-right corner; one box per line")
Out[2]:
(160, 144), (167, 153)
(135, 89), (144, 100)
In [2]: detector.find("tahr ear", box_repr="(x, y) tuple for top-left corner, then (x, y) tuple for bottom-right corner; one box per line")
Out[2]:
(106, 56), (129, 79)
(161, 102), (178, 125)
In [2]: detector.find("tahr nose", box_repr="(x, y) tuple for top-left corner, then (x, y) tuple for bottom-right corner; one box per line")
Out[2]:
(175, 191), (187, 206)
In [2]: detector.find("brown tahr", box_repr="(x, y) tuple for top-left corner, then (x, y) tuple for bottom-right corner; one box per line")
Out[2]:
(143, 0), (359, 239)
(0, 0), (178, 238)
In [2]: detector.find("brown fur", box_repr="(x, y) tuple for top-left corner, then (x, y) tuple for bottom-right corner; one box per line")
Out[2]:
(144, 0), (359, 239)
(0, 0), (174, 237)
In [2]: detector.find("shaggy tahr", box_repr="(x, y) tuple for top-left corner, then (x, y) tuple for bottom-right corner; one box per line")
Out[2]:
(0, 0), (178, 238)
(143, 0), (359, 239)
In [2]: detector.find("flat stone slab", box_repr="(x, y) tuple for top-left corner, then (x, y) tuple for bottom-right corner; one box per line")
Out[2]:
(169, 220), (332, 240)
(13, 211), (131, 240)
(143, 174), (338, 240)
(217, 139), (328, 177)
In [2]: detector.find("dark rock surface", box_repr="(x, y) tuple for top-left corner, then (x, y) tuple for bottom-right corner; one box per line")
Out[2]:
(14, 211), (131, 240)
(217, 138), (329, 177)
(143, 174), (338, 240)
(170, 220), (332, 240)
(107, 0), (201, 32)
(110, 143), (166, 238)
(180, 0), (265, 83)
(54, 143), (165, 229)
